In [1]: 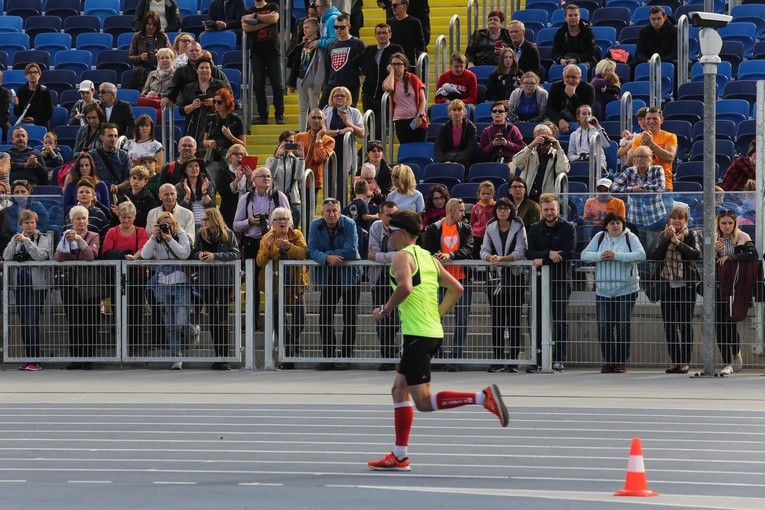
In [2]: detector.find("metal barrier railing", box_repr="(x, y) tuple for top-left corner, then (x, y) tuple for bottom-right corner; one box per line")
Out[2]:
(449, 15), (461, 57)
(362, 109), (375, 155)
(160, 106), (176, 162)
(380, 91), (395, 162)
(677, 15), (690, 86)
(619, 91), (634, 168)
(299, 168), (316, 232)
(467, 0), (478, 36)
(434, 35), (449, 85)
(648, 53), (662, 107)
(588, 128), (605, 187)
(416, 52), (430, 99)
(278, 0), (292, 89)
(323, 150), (338, 203)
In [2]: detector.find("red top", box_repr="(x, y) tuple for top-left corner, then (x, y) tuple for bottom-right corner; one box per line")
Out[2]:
(101, 226), (149, 255)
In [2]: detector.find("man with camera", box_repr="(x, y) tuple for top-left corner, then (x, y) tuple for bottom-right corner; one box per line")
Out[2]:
(233, 167), (289, 328)
(512, 123), (570, 203)
(566, 105), (610, 174)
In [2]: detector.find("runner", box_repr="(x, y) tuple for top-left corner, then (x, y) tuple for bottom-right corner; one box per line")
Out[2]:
(368, 209), (509, 471)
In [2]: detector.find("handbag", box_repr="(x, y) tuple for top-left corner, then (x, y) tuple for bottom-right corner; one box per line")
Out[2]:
(645, 279), (669, 303)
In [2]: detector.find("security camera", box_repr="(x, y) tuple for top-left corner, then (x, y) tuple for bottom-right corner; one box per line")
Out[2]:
(688, 11), (732, 29)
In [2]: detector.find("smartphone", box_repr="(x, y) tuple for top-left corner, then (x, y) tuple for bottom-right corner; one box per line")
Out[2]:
(242, 155), (258, 169)
(284, 142), (299, 150)
(495, 41), (504, 49)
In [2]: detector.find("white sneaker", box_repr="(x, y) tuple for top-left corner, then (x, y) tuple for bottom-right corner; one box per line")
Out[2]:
(720, 365), (733, 376)
(732, 352), (743, 373)
(171, 361), (183, 370)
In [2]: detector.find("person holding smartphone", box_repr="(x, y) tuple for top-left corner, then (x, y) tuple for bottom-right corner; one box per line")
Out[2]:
(267, 131), (305, 230)
(321, 86), (365, 201)
(478, 101), (525, 164)
(128, 12), (171, 90)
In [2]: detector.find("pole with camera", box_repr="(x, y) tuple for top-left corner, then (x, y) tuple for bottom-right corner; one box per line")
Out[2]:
(691, 11), (732, 377)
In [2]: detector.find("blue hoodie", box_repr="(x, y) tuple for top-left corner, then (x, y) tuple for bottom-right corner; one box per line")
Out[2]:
(580, 228), (646, 298)
(317, 6), (341, 49)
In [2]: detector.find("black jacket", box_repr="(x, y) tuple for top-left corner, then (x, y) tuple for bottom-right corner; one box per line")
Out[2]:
(13, 84), (53, 128)
(352, 42), (404, 107)
(526, 218), (576, 286)
(513, 39), (541, 75)
(206, 0), (247, 40)
(545, 80), (596, 123)
(103, 99), (136, 139)
(636, 16), (678, 63)
(551, 20), (596, 68)
(433, 119), (477, 167)
(422, 219), (474, 266)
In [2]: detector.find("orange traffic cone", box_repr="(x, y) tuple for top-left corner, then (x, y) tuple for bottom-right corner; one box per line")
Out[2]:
(614, 437), (659, 497)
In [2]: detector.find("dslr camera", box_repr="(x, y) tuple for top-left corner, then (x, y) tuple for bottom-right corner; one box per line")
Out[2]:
(13, 250), (31, 262)
(159, 223), (171, 234)
(258, 214), (270, 234)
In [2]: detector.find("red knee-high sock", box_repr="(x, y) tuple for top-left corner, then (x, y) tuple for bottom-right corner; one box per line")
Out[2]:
(433, 391), (478, 410)
(394, 401), (414, 447)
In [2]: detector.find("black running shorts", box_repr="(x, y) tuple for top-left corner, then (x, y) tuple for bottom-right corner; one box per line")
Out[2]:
(398, 334), (442, 386)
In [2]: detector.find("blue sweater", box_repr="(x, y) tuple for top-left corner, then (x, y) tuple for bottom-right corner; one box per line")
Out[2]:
(580, 228), (646, 298)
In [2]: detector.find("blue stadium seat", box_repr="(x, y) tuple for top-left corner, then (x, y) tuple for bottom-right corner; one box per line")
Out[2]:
(102, 15), (135, 46)
(423, 163), (466, 189)
(735, 119), (756, 156)
(54, 50), (93, 75)
(21, 125), (48, 142)
(450, 182), (481, 201)
(53, 125), (81, 149)
(220, 68), (242, 101)
(685, 0), (725, 14)
(677, 81), (710, 102)
(24, 16), (63, 46)
(117, 32), (134, 51)
(630, 5), (667, 25)
(618, 25), (642, 45)
(80, 69), (119, 90)
(116, 88), (140, 104)
(511, 9), (549, 28)
(673, 181), (703, 192)
(551, 7), (590, 27)
(44, 0), (82, 23)
(719, 41), (745, 78)
(429, 104), (450, 124)
(199, 31), (237, 64)
(607, 0), (642, 10)
(662, 100), (703, 125)
(535, 28), (559, 47)
(515, 122), (538, 144)
(472, 102), (494, 123)
(690, 61), (732, 92)
(5, 0), (42, 22)
(96, 50), (131, 75)
(122, 0), (140, 15)
(415, 182), (438, 197)
(718, 22), (757, 58)
(469, 65), (494, 87)
(64, 17), (102, 42)
(525, 0), (560, 18)
(730, 4), (765, 40)
(714, 99), (750, 124)
(3, 33), (30, 63)
(592, 7), (631, 33)
(592, 26), (618, 53)
(0, 51), (7, 72)
(84, 0), (121, 23)
(753, 40), (765, 60)
(691, 120), (736, 144)
(12, 50), (51, 71)
(691, 140), (735, 170)
(41, 70), (78, 97)
(222, 50), (244, 71)
(736, 60), (765, 81)
(133, 106), (157, 124)
(604, 99), (646, 130)
(634, 62), (674, 100)
(467, 162), (510, 186)
(397, 142), (435, 169)
(0, 17), (24, 33)
(660, 120), (693, 161)
(181, 14), (207, 38)
(35, 33), (73, 62)
(177, 0), (198, 16)
(620, 81), (651, 103)
(76, 33), (115, 63)
(59, 89), (81, 112)
(723, 80), (757, 104)
(121, 69), (137, 90)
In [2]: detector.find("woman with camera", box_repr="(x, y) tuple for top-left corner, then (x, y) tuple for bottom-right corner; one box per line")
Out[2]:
(202, 88), (246, 185)
(267, 131), (305, 230)
(128, 12), (171, 90)
(3, 210), (52, 371)
(191, 208), (240, 370)
(480, 197), (527, 373)
(321, 86), (365, 201)
(141, 211), (192, 370)
(175, 158), (217, 230)
(255, 207), (308, 370)
(73, 103), (105, 155)
(54, 205), (102, 370)
(178, 57), (227, 149)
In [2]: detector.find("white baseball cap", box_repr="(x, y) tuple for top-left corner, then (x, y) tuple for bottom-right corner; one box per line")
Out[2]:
(78, 80), (95, 92)
(596, 178), (613, 189)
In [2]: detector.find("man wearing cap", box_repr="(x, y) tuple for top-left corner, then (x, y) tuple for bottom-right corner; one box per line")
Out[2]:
(307, 197), (362, 370)
(583, 178), (626, 226)
(7, 127), (48, 186)
(89, 124), (130, 193)
(368, 208), (508, 472)
(69, 80), (99, 126)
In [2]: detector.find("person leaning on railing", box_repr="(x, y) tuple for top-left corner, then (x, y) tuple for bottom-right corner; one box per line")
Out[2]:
(192, 208), (241, 371)
(256, 207), (309, 370)
(54, 205), (102, 371)
(3, 209), (52, 371)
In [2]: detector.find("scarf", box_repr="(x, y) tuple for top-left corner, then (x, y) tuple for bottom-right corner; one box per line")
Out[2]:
(157, 66), (174, 79)
(661, 225), (689, 281)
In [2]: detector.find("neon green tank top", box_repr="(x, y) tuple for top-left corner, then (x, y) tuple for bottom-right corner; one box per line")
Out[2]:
(390, 244), (443, 338)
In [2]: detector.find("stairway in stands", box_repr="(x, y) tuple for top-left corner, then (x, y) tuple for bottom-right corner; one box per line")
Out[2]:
(245, 1), (471, 167)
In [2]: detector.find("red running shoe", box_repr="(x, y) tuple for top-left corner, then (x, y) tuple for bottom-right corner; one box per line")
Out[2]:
(483, 383), (509, 427)
(368, 452), (411, 471)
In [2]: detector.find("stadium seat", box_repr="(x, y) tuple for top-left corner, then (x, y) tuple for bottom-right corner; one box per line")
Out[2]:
(397, 142), (436, 169)
(469, 65), (494, 88)
(116, 88), (140, 104)
(0, 17), (24, 34)
(50, 106), (71, 130)
(121, 0), (140, 15)
(222, 50), (244, 71)
(662, 100), (704, 125)
(76, 33), (115, 64)
(723, 80), (757, 104)
(3, 33), (31, 63)
(41, 70), (78, 97)
(736, 60), (765, 82)
(133, 106), (158, 124)
(618, 25), (642, 45)
(5, 0), (42, 22)
(0, 51), (7, 72)
(35, 36), (73, 68)
(525, 0), (560, 18)
(12, 50), (51, 71)
(21, 125), (48, 142)
(645, 0), (680, 10)
(45, 0), (82, 23)
(686, 0), (725, 14)
(592, 26), (618, 53)
(96, 50), (132, 75)
(177, 0), (198, 16)
(102, 15), (135, 46)
(199, 31), (237, 65)
(121, 69), (137, 90)
(607, 0), (642, 11)
(423, 163), (466, 189)
(24, 16), (63, 46)
(117, 32), (135, 51)
(753, 41), (765, 60)
(220, 68), (242, 101)
(715, 99), (750, 125)
(450, 182), (481, 202)
(719, 41), (745, 78)
(690, 61), (732, 92)
(468, 162), (510, 186)
(53, 125), (81, 149)
(573, 0), (601, 14)
(660, 120), (693, 161)
(677, 81), (711, 102)
(735, 119), (756, 156)
(59, 89), (81, 112)
(429, 104), (450, 124)
(630, 5), (669, 25)
(84, 0), (120, 23)
(634, 62), (674, 100)
(718, 22), (757, 58)
(691, 140), (735, 170)
(515, 122), (537, 144)
(80, 69), (119, 90)
(604, 99), (647, 130)
(730, 4), (765, 40)
(535, 28), (558, 48)
(53, 50), (93, 75)
(592, 7), (631, 33)
(691, 120), (736, 144)
(64, 17), (102, 42)
(619, 81), (651, 103)
(472, 102), (495, 123)
(415, 182), (438, 197)
(181, 14), (207, 38)
(425, 122), (442, 143)
(673, 181), (703, 192)
(511, 9), (549, 30)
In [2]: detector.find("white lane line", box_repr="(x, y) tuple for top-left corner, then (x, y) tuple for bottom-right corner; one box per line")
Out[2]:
(0, 480), (26, 483)
(238, 482), (283, 486)
(510, 476), (765, 488)
(67, 480), (112, 484)
(153, 481), (198, 485)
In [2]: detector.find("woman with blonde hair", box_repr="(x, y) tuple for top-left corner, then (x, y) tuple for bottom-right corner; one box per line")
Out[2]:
(322, 85), (365, 200)
(591, 58), (621, 118)
(141, 210), (192, 370)
(256, 207), (309, 370)
(192, 208), (240, 370)
(386, 164), (424, 213)
(139, 47), (176, 122)
(218, 144), (252, 228)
